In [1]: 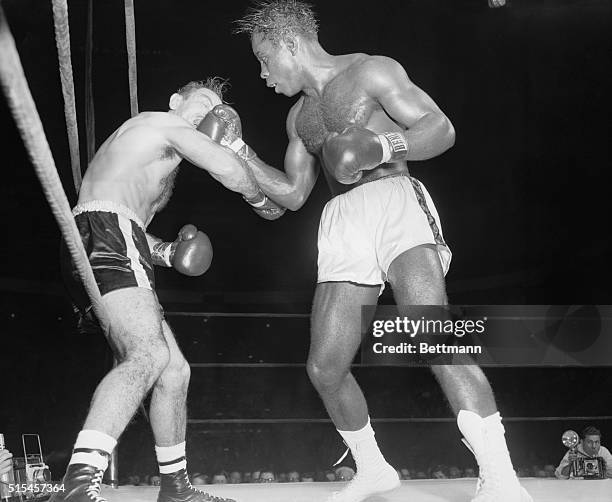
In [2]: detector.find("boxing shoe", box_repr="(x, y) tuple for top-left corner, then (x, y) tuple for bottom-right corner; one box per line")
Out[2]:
(48, 463), (106, 502)
(325, 461), (400, 502)
(459, 411), (532, 502)
(157, 468), (235, 502)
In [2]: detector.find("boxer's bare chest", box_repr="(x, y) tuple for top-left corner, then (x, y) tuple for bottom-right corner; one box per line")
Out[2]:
(295, 76), (380, 156)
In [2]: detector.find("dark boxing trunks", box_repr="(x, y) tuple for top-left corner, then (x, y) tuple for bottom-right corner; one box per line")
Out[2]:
(60, 200), (155, 318)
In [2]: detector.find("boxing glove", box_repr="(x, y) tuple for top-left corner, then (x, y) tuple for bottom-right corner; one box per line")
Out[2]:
(198, 104), (256, 161)
(151, 224), (213, 276)
(322, 126), (409, 184)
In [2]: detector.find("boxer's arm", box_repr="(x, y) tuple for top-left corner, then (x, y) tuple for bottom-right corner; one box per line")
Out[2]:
(146, 232), (171, 267)
(166, 125), (262, 200)
(363, 56), (455, 161)
(245, 98), (318, 211)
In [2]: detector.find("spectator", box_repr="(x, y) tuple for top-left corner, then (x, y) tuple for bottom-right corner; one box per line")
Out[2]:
(301, 473), (315, 482)
(448, 466), (463, 478)
(543, 465), (556, 478)
(399, 467), (411, 480)
(516, 466), (531, 478)
(555, 426), (612, 479)
(229, 471), (242, 484)
(287, 470), (300, 483)
(192, 473), (209, 485)
(212, 472), (228, 484)
(430, 464), (448, 479)
(334, 466), (355, 481)
(324, 470), (336, 482)
(259, 471), (276, 483)
(149, 475), (161, 486)
(464, 467), (476, 478)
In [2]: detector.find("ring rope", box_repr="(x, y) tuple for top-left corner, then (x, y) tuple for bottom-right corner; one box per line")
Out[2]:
(84, 0), (95, 163)
(124, 0), (138, 117)
(51, 0), (82, 194)
(187, 416), (612, 425)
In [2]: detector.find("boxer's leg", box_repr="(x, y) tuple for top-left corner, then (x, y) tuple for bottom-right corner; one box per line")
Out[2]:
(150, 321), (190, 447)
(388, 244), (531, 502)
(148, 321), (235, 502)
(51, 287), (170, 502)
(309, 282), (400, 502)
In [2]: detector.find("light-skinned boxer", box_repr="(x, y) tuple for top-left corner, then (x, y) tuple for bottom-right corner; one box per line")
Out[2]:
(55, 78), (280, 502)
(213, 3), (535, 502)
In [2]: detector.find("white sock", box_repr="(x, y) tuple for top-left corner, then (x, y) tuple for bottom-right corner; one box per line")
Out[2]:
(338, 417), (387, 471)
(69, 430), (117, 471)
(155, 442), (187, 474)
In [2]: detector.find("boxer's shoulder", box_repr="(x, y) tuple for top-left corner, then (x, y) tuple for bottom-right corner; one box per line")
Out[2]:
(347, 55), (406, 86)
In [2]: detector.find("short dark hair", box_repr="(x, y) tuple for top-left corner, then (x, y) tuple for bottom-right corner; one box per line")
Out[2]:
(582, 426), (602, 439)
(176, 77), (229, 102)
(234, 0), (318, 44)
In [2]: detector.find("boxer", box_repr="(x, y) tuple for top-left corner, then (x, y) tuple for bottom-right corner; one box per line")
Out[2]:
(229, 2), (533, 502)
(53, 78), (271, 502)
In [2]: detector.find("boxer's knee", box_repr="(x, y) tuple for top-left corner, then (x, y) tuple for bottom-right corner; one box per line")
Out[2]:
(307, 355), (350, 393)
(122, 335), (169, 382)
(157, 354), (191, 393)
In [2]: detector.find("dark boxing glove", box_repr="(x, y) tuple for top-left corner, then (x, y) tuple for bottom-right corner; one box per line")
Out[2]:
(151, 224), (213, 276)
(322, 126), (409, 184)
(198, 104), (256, 162)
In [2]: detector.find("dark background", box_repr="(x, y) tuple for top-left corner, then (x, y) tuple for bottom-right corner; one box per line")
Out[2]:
(1, 0), (611, 479)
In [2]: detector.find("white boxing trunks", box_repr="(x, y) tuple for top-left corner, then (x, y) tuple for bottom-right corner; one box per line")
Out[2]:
(317, 174), (452, 291)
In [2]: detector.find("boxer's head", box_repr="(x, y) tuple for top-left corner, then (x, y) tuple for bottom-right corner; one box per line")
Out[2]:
(236, 1), (319, 97)
(169, 78), (227, 127)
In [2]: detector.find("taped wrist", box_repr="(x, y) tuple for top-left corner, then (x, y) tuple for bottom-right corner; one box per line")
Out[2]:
(378, 132), (409, 163)
(243, 190), (268, 208)
(151, 241), (174, 267)
(229, 138), (256, 161)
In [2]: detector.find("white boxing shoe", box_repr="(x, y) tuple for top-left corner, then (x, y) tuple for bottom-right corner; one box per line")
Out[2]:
(326, 461), (400, 502)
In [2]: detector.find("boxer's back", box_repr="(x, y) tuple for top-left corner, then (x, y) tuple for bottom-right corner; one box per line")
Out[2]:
(78, 112), (184, 226)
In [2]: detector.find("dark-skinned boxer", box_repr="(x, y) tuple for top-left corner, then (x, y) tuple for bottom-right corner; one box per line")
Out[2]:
(54, 78), (280, 502)
(226, 2), (534, 502)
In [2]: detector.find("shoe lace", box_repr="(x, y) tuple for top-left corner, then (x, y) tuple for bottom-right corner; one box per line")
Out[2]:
(85, 469), (106, 502)
(182, 471), (234, 502)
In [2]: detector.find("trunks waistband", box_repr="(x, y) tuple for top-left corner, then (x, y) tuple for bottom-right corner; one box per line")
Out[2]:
(72, 200), (145, 231)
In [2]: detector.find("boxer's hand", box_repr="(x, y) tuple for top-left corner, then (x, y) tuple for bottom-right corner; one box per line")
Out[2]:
(322, 126), (409, 184)
(151, 225), (213, 276)
(198, 104), (257, 162)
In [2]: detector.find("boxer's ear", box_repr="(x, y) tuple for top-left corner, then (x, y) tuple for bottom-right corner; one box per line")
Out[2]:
(169, 93), (183, 110)
(284, 35), (298, 56)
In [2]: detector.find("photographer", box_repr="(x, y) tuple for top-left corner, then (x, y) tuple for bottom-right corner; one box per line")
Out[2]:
(0, 448), (13, 476)
(555, 426), (612, 479)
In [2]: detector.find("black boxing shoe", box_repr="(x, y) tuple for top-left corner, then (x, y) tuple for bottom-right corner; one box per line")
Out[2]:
(157, 468), (235, 502)
(48, 463), (106, 502)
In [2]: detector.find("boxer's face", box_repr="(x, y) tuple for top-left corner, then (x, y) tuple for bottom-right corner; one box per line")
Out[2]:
(252, 32), (301, 97)
(174, 88), (222, 127)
